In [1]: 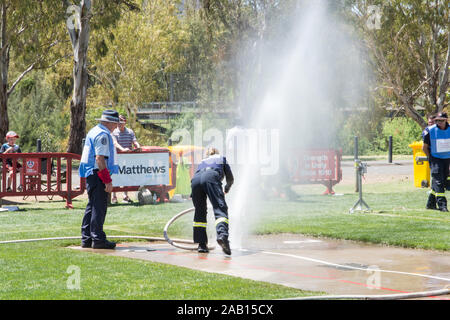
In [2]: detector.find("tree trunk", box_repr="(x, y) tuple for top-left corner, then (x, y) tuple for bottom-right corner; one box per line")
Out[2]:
(66, 0), (91, 155)
(0, 2), (8, 140)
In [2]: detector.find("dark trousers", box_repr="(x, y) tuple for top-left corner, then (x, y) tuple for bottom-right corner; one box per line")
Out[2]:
(191, 170), (229, 244)
(81, 173), (108, 244)
(430, 156), (450, 209)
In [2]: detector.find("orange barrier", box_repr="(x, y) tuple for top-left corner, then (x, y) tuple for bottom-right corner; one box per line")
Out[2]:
(0, 152), (85, 208)
(112, 147), (176, 203)
(287, 149), (342, 195)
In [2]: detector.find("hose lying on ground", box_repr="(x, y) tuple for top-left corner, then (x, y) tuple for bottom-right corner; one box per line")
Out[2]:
(163, 207), (216, 251)
(281, 287), (450, 300)
(0, 207), (212, 251)
(0, 235), (193, 245)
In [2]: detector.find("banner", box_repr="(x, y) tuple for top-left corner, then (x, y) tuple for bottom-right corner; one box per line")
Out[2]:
(112, 152), (170, 187)
(288, 150), (338, 182)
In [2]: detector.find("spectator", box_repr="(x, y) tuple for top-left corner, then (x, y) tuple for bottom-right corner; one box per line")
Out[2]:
(79, 109), (120, 249)
(0, 131), (23, 192)
(111, 115), (141, 203)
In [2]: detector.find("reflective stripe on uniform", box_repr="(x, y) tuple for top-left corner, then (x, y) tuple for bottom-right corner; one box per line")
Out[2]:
(193, 222), (207, 228)
(215, 217), (229, 226)
(436, 193), (446, 197)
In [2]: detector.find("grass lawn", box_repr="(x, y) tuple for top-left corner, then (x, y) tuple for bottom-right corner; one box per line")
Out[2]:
(0, 200), (317, 300)
(256, 180), (450, 251)
(0, 179), (448, 299)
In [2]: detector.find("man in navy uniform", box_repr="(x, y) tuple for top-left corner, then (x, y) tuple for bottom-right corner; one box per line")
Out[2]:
(423, 112), (450, 212)
(79, 110), (120, 249)
(191, 147), (234, 254)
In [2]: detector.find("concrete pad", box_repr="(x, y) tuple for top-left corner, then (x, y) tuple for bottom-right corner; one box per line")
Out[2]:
(70, 234), (450, 299)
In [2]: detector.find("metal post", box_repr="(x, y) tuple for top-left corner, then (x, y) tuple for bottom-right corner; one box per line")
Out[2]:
(36, 139), (41, 152)
(354, 136), (359, 192)
(349, 160), (371, 213)
(169, 73), (174, 102)
(388, 136), (393, 163)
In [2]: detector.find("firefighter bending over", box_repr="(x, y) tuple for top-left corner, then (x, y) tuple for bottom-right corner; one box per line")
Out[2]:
(191, 147), (234, 255)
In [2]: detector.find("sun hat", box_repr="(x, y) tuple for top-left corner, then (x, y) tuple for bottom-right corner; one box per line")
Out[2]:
(5, 131), (19, 138)
(435, 112), (448, 121)
(96, 110), (120, 123)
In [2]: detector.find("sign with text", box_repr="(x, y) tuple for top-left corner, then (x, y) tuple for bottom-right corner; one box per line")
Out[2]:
(112, 152), (170, 187)
(25, 158), (39, 176)
(288, 150), (338, 182)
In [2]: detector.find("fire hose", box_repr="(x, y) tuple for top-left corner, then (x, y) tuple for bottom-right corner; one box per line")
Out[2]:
(163, 207), (216, 251)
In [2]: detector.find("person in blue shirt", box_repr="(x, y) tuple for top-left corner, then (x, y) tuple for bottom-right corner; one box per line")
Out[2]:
(79, 110), (120, 249)
(191, 147), (234, 254)
(423, 112), (450, 212)
(0, 131), (22, 191)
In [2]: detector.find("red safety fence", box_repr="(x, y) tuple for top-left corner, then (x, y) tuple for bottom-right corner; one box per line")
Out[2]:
(0, 152), (85, 208)
(112, 146), (177, 203)
(287, 149), (342, 194)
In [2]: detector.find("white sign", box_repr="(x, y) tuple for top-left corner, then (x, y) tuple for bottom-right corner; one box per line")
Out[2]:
(112, 152), (170, 187)
(436, 139), (450, 153)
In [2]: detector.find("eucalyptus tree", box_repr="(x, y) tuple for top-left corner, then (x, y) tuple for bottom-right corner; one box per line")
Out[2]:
(0, 0), (65, 140)
(345, 0), (449, 128)
(63, 0), (138, 154)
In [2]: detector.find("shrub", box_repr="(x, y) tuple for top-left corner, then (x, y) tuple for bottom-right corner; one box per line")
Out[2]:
(380, 117), (423, 154)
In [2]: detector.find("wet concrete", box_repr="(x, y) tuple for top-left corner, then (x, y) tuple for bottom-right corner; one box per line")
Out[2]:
(70, 233), (450, 299)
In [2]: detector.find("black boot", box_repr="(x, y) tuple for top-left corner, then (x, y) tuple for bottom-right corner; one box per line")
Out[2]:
(217, 236), (231, 255)
(197, 243), (209, 253)
(426, 193), (437, 210)
(437, 196), (449, 212)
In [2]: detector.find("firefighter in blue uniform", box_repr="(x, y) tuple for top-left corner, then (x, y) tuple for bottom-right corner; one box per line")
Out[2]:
(79, 110), (120, 249)
(423, 112), (450, 212)
(191, 147), (234, 254)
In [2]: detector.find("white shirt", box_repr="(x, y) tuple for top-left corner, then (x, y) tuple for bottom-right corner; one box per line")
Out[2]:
(93, 132), (111, 169)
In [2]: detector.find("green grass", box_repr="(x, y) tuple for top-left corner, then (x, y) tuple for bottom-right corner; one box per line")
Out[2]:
(0, 241), (309, 300)
(0, 199), (318, 300)
(258, 180), (450, 251)
(0, 178), (448, 299)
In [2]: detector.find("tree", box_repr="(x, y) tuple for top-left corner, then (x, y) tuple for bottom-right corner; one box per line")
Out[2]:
(87, 0), (191, 124)
(63, 0), (139, 154)
(346, 0), (449, 128)
(64, 0), (92, 154)
(0, 0), (65, 140)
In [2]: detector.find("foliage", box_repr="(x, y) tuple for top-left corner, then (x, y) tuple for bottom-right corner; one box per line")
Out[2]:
(0, 0), (68, 140)
(7, 72), (69, 152)
(337, 111), (423, 155)
(380, 117), (422, 154)
(342, 0), (449, 128)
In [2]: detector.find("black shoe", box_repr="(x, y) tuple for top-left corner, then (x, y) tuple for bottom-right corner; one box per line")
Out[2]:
(81, 241), (92, 248)
(92, 240), (116, 249)
(439, 207), (449, 212)
(217, 237), (231, 255)
(197, 243), (209, 253)
(426, 194), (437, 210)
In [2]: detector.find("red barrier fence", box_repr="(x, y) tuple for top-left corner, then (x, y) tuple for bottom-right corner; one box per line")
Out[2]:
(287, 149), (342, 195)
(0, 153), (85, 208)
